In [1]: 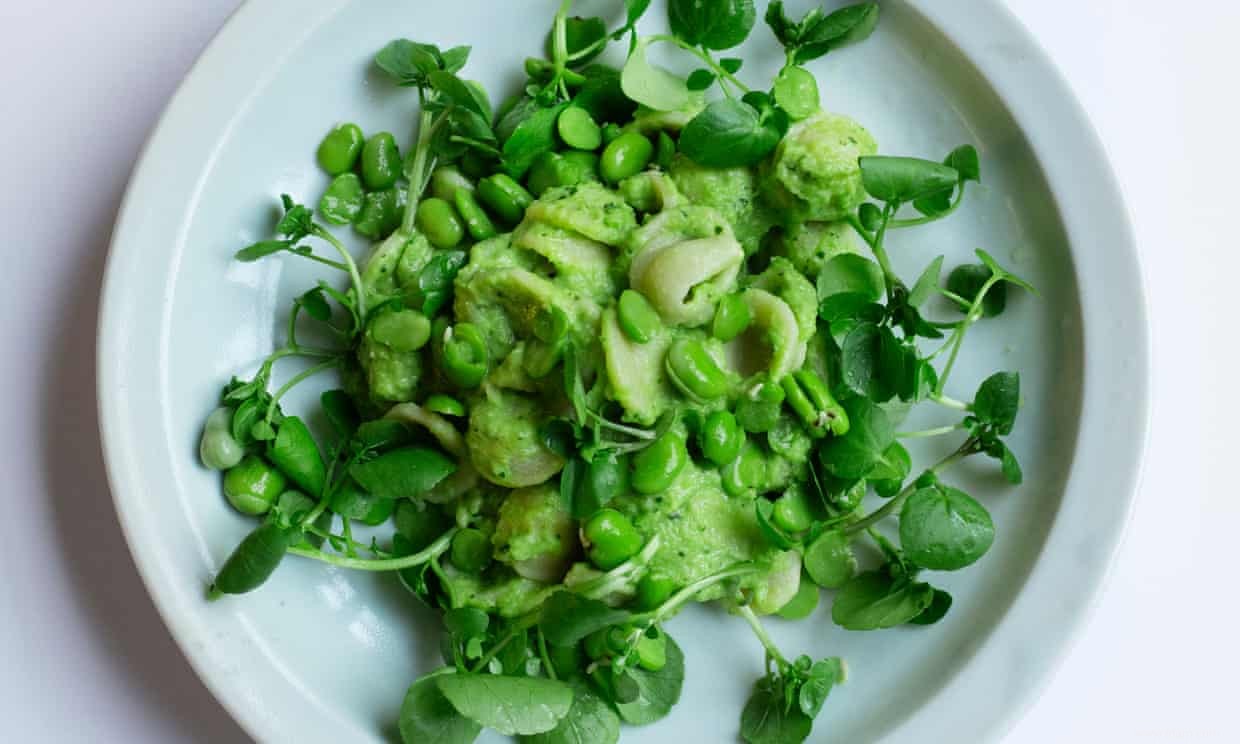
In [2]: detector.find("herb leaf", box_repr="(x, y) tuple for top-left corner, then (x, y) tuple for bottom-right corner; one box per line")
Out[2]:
(669, 0), (757, 50)
(817, 396), (894, 480)
(908, 588), (953, 626)
(859, 156), (959, 204)
(899, 486), (995, 570)
(621, 38), (691, 112)
(398, 670), (483, 744)
(615, 633), (685, 725)
(740, 676), (813, 744)
(538, 592), (632, 647)
(798, 658), (844, 718)
(503, 102), (569, 178)
(349, 447), (456, 500)
(831, 570), (935, 630)
(816, 255), (885, 322)
(973, 372), (1020, 435)
(523, 683), (621, 744)
(435, 674), (573, 736)
(803, 530), (856, 589)
(680, 98), (783, 168)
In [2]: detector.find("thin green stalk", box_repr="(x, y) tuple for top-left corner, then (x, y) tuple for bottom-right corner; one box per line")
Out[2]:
(470, 616), (539, 673)
(630, 563), (759, 626)
(313, 227), (367, 322)
(844, 446), (974, 534)
(933, 275), (1001, 394)
(305, 524), (392, 557)
(399, 107), (438, 236)
(930, 393), (969, 411)
(649, 35), (752, 95)
(889, 186), (966, 228)
(264, 357), (340, 423)
(537, 630), (557, 681)
(896, 423), (962, 439)
(288, 528), (457, 571)
(737, 605), (788, 667)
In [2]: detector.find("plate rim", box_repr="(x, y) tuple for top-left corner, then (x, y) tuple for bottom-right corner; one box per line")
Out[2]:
(97, 1), (1151, 742)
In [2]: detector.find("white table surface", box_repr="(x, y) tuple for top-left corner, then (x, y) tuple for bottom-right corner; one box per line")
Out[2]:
(2, 1), (1234, 741)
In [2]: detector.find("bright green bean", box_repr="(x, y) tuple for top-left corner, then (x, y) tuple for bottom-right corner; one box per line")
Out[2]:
(655, 131), (676, 170)
(200, 407), (243, 470)
(369, 309), (431, 352)
(316, 122), (364, 175)
(318, 172), (365, 225)
(557, 106), (603, 150)
(631, 432), (687, 494)
(700, 410), (743, 466)
(354, 188), (403, 239)
(415, 197), (465, 249)
(582, 508), (643, 570)
(665, 339), (728, 401)
(450, 527), (492, 573)
(361, 132), (401, 190)
(424, 394), (466, 418)
(441, 322), (489, 388)
(712, 293), (752, 342)
(600, 131), (654, 184)
(430, 165), (474, 202)
(223, 455), (287, 516)
(617, 289), (662, 344)
(476, 173), (534, 225)
(453, 189), (497, 240)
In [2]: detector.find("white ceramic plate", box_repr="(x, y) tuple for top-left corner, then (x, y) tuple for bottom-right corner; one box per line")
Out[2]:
(98, 1), (1149, 742)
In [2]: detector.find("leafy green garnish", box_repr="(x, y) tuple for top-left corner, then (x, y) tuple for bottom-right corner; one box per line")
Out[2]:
(435, 673), (574, 736)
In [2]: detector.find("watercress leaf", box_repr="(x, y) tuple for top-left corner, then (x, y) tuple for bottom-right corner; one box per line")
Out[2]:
(803, 530), (856, 589)
(496, 95), (543, 143)
(679, 98), (781, 168)
(831, 570), (935, 630)
(572, 65), (637, 124)
(614, 633), (685, 725)
(879, 328), (920, 402)
(399, 669), (483, 744)
(295, 287), (331, 322)
(428, 70), (489, 117)
(320, 389), (359, 441)
(867, 441), (911, 484)
(798, 658), (844, 718)
(740, 676), (813, 744)
(686, 68), (717, 91)
(755, 500), (799, 550)
(621, 38), (691, 112)
(349, 446), (456, 499)
(611, 672), (641, 704)
(353, 418), (414, 452)
(817, 396), (894, 479)
(375, 39), (444, 87)
(669, 0), (756, 50)
(946, 144), (980, 182)
(908, 256), (944, 308)
(268, 416), (326, 496)
(230, 397), (263, 445)
(999, 443), (1023, 484)
(435, 674), (573, 736)
(523, 683), (621, 744)
(899, 486), (995, 570)
(538, 592), (632, 647)
(911, 186), (954, 218)
(235, 239), (293, 262)
(816, 254), (885, 321)
(409, 250), (469, 317)
(794, 2), (880, 64)
(503, 102), (569, 178)
(763, 2), (797, 47)
(858, 156), (959, 204)
(559, 456), (587, 515)
(945, 263), (1006, 317)
(973, 371), (1020, 434)
(445, 607), (490, 642)
(720, 57), (744, 74)
(441, 45), (471, 73)
(557, 16), (608, 67)
(975, 249), (1037, 294)
(625, 0), (653, 28)
(839, 322), (884, 398)
(908, 587), (953, 625)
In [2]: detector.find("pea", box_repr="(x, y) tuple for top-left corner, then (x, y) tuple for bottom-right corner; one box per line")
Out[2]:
(450, 527), (492, 573)
(582, 508), (643, 570)
(665, 339), (729, 401)
(316, 122), (364, 175)
(634, 574), (678, 610)
(476, 174), (534, 225)
(361, 132), (401, 190)
(453, 189), (498, 240)
(430, 165), (474, 202)
(605, 626), (631, 655)
(655, 131), (676, 170)
(317, 172), (365, 225)
(369, 309), (431, 352)
(600, 131), (654, 184)
(415, 197), (465, 248)
(200, 407), (243, 470)
(424, 394), (466, 418)
(722, 442), (766, 498)
(712, 293), (752, 342)
(700, 410), (743, 466)
(601, 123), (623, 145)
(776, 577), (820, 620)
(223, 455), (287, 516)
(208, 521), (295, 598)
(773, 487), (815, 533)
(557, 106), (603, 150)
(772, 65), (820, 121)
(735, 379), (785, 433)
(441, 322), (489, 388)
(631, 432), (687, 495)
(614, 290), (659, 343)
(354, 188), (404, 239)
(560, 150), (600, 180)
(635, 628), (667, 671)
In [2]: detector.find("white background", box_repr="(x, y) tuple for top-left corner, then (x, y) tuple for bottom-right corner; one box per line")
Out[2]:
(0, 1), (1234, 741)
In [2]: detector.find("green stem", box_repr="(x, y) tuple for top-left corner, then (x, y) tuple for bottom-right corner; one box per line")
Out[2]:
(844, 447), (974, 534)
(737, 605), (788, 667)
(649, 35), (752, 94)
(264, 357), (340, 423)
(400, 107), (438, 236)
(313, 227), (367, 323)
(896, 423), (962, 439)
(537, 630), (557, 681)
(933, 275), (1001, 394)
(470, 616), (539, 673)
(930, 393), (969, 411)
(630, 563), (759, 626)
(889, 185), (966, 228)
(287, 528), (456, 571)
(293, 252), (351, 272)
(304, 524), (391, 557)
